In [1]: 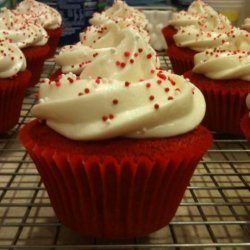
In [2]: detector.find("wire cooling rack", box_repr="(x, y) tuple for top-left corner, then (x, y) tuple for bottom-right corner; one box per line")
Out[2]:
(0, 54), (249, 250)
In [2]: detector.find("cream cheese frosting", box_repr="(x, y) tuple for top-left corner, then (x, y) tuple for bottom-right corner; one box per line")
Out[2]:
(90, 0), (148, 31)
(193, 48), (250, 81)
(16, 0), (62, 30)
(241, 18), (250, 32)
(32, 72), (205, 141)
(169, 0), (218, 29)
(0, 42), (26, 78)
(58, 27), (158, 79)
(0, 8), (48, 48)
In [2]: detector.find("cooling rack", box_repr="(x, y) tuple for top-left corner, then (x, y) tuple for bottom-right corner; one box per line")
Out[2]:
(0, 54), (249, 250)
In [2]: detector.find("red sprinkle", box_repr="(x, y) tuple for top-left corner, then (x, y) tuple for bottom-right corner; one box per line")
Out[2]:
(147, 53), (152, 59)
(120, 62), (126, 68)
(138, 48), (143, 53)
(109, 114), (114, 119)
(130, 59), (134, 64)
(112, 99), (119, 105)
(164, 88), (170, 92)
(154, 104), (160, 110)
(149, 95), (154, 101)
(84, 88), (90, 94)
(125, 81), (130, 87)
(146, 83), (151, 88)
(124, 51), (130, 57)
(102, 116), (108, 122)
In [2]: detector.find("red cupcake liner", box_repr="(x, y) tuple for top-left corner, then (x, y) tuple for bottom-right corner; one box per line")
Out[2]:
(0, 70), (31, 134)
(167, 45), (196, 75)
(22, 45), (50, 87)
(46, 26), (64, 58)
(20, 120), (212, 239)
(241, 114), (250, 142)
(184, 71), (250, 135)
(161, 25), (177, 47)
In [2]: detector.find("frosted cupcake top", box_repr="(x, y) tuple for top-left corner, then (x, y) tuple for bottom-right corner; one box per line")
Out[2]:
(33, 28), (205, 141)
(57, 26), (155, 77)
(193, 48), (250, 81)
(173, 14), (232, 52)
(90, 0), (148, 31)
(0, 8), (48, 48)
(169, 0), (217, 28)
(241, 18), (250, 32)
(0, 42), (26, 78)
(16, 0), (62, 29)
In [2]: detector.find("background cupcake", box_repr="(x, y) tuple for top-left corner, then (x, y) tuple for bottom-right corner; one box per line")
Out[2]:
(241, 17), (250, 32)
(184, 30), (250, 135)
(0, 42), (31, 133)
(167, 12), (232, 75)
(162, 0), (218, 47)
(16, 0), (63, 58)
(0, 7), (49, 86)
(20, 28), (212, 239)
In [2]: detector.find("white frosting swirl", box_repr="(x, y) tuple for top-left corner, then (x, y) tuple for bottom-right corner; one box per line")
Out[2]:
(169, 0), (218, 29)
(32, 72), (205, 141)
(174, 24), (229, 52)
(58, 28), (159, 80)
(193, 48), (250, 81)
(241, 18), (250, 32)
(90, 0), (148, 31)
(16, 0), (62, 29)
(0, 8), (48, 48)
(0, 42), (26, 78)
(80, 22), (126, 49)
(225, 29), (250, 51)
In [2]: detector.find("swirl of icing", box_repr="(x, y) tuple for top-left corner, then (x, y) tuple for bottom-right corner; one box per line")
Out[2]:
(80, 22), (126, 49)
(0, 42), (26, 78)
(58, 27), (157, 78)
(0, 8), (48, 48)
(225, 29), (250, 51)
(241, 18), (250, 32)
(173, 24), (229, 52)
(193, 48), (250, 81)
(31, 72), (205, 141)
(90, 0), (148, 31)
(169, 0), (218, 29)
(16, 0), (62, 29)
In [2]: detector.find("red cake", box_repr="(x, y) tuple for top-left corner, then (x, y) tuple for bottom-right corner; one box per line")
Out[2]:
(20, 119), (212, 239)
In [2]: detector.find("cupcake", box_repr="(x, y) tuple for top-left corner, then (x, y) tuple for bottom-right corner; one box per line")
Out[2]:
(16, 0), (63, 58)
(167, 13), (232, 75)
(241, 18), (250, 32)
(241, 94), (250, 142)
(0, 8), (49, 87)
(184, 30), (250, 135)
(20, 28), (212, 239)
(162, 0), (218, 47)
(0, 42), (31, 134)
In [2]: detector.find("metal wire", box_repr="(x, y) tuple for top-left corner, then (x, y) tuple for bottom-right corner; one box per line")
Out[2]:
(0, 54), (249, 250)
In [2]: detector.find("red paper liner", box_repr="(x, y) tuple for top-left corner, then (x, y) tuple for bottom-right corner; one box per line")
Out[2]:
(184, 71), (250, 135)
(20, 120), (212, 239)
(46, 26), (64, 58)
(161, 25), (177, 47)
(167, 45), (196, 75)
(0, 70), (31, 133)
(241, 114), (250, 142)
(22, 45), (50, 87)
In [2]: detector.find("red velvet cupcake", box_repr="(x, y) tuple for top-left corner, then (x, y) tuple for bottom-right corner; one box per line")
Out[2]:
(20, 70), (212, 239)
(0, 43), (31, 134)
(162, 25), (177, 47)
(15, 0), (63, 58)
(184, 46), (250, 135)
